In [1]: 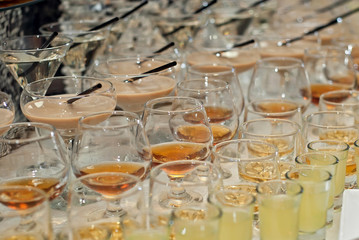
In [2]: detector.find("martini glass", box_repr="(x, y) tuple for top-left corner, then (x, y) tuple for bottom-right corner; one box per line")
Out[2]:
(40, 20), (109, 76)
(0, 35), (72, 88)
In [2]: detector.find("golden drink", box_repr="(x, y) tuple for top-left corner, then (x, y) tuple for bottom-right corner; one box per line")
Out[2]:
(0, 234), (46, 240)
(239, 161), (279, 183)
(125, 229), (168, 240)
(253, 100), (299, 114)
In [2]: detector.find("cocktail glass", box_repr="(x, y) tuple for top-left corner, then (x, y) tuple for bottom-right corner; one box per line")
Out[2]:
(0, 35), (72, 88)
(40, 20), (109, 76)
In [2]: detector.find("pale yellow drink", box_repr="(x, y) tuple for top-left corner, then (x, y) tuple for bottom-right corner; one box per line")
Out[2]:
(220, 210), (253, 240)
(286, 168), (331, 234)
(125, 229), (168, 240)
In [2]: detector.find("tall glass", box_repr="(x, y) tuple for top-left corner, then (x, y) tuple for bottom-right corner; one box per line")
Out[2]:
(176, 79), (239, 144)
(256, 180), (303, 240)
(40, 21), (109, 76)
(307, 141), (349, 210)
(286, 168), (332, 239)
(0, 35), (72, 88)
(20, 76), (117, 148)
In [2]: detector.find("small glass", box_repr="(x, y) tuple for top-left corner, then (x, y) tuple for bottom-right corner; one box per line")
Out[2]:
(170, 203), (222, 240)
(0, 186), (52, 240)
(176, 79), (239, 144)
(307, 140), (349, 210)
(295, 151), (338, 224)
(286, 168), (332, 239)
(256, 180), (303, 240)
(212, 139), (279, 183)
(209, 189), (255, 240)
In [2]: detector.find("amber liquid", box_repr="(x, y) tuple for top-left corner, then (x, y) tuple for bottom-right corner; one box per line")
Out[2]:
(77, 162), (147, 180)
(306, 84), (349, 105)
(320, 91), (352, 110)
(183, 106), (233, 124)
(151, 142), (209, 166)
(176, 124), (233, 144)
(80, 174), (138, 196)
(3, 177), (62, 200)
(73, 221), (124, 240)
(253, 100), (299, 114)
(1, 234), (45, 240)
(0, 188), (45, 210)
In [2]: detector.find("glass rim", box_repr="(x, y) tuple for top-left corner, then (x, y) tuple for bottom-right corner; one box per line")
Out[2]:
(143, 96), (205, 115)
(171, 203), (223, 221)
(212, 139), (279, 162)
(304, 111), (357, 129)
(0, 122), (59, 143)
(307, 140), (350, 152)
(209, 189), (256, 208)
(285, 167), (333, 183)
(295, 152), (339, 166)
(354, 139), (359, 147)
(256, 179), (303, 196)
(22, 76), (115, 99)
(255, 56), (304, 69)
(176, 79), (229, 92)
(245, 99), (302, 117)
(241, 118), (300, 137)
(150, 160), (220, 186)
(187, 63), (236, 76)
(39, 20), (109, 35)
(319, 90), (359, 107)
(71, 172), (142, 199)
(0, 34), (73, 53)
(78, 110), (140, 130)
(93, 57), (175, 78)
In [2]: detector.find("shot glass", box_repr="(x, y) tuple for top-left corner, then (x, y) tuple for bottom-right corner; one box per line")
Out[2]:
(295, 151), (338, 224)
(307, 140), (349, 210)
(170, 203), (222, 240)
(286, 168), (332, 239)
(209, 189), (255, 240)
(256, 180), (303, 240)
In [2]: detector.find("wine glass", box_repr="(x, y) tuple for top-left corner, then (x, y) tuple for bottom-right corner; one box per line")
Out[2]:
(68, 172), (143, 233)
(150, 160), (221, 209)
(20, 76), (117, 149)
(0, 91), (15, 127)
(40, 20), (110, 76)
(141, 96), (213, 167)
(0, 122), (69, 204)
(247, 57), (312, 113)
(0, 35), (72, 88)
(0, 186), (52, 239)
(303, 46), (357, 105)
(72, 111), (152, 180)
(90, 57), (177, 113)
(186, 63), (244, 115)
(176, 79), (239, 144)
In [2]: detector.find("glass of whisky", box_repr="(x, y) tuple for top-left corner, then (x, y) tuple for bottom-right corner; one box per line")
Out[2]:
(142, 96), (213, 167)
(176, 79), (239, 145)
(303, 46), (357, 105)
(0, 186), (52, 240)
(212, 139), (279, 184)
(0, 122), (69, 207)
(303, 111), (359, 189)
(68, 172), (143, 234)
(72, 111), (152, 181)
(247, 57), (312, 113)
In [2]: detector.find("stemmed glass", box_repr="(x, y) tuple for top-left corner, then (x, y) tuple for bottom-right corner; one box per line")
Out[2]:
(0, 186), (52, 239)
(91, 57), (177, 113)
(40, 20), (110, 76)
(68, 172), (143, 232)
(0, 122), (69, 203)
(72, 111), (152, 180)
(186, 63), (244, 115)
(247, 57), (312, 114)
(176, 79), (239, 144)
(0, 35), (72, 88)
(0, 91), (15, 127)
(141, 96), (213, 166)
(20, 76), (117, 149)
